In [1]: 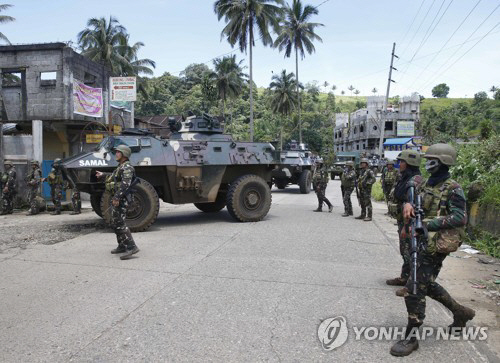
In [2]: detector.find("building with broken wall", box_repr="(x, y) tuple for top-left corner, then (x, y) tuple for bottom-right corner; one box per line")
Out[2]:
(0, 42), (132, 204)
(333, 94), (420, 155)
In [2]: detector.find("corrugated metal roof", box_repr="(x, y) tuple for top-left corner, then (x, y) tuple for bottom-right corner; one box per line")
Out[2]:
(384, 137), (413, 145)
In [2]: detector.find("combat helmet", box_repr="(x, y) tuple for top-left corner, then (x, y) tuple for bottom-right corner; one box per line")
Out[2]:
(53, 158), (62, 167)
(387, 159), (395, 165)
(30, 160), (40, 166)
(4, 160), (13, 167)
(396, 150), (421, 167)
(424, 143), (457, 166)
(114, 144), (132, 159)
(359, 158), (369, 165)
(346, 160), (354, 167)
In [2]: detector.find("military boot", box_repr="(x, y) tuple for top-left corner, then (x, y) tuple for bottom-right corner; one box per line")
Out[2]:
(51, 209), (61, 215)
(314, 206), (323, 212)
(70, 211), (81, 215)
(390, 319), (421, 357)
(386, 277), (407, 286)
(328, 205), (333, 213)
(341, 212), (350, 217)
(120, 231), (139, 260)
(448, 305), (475, 333)
(111, 245), (127, 254)
(354, 210), (366, 219)
(364, 208), (372, 221)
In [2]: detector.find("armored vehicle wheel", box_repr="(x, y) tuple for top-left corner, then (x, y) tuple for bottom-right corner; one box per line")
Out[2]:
(100, 178), (159, 232)
(275, 179), (287, 190)
(194, 192), (227, 213)
(90, 193), (103, 217)
(226, 174), (272, 222)
(298, 169), (312, 194)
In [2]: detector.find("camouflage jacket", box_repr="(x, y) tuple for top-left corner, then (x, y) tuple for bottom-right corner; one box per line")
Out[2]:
(382, 168), (398, 185)
(4, 167), (17, 190)
(27, 167), (42, 187)
(341, 168), (356, 188)
(389, 174), (424, 222)
(107, 161), (136, 200)
(313, 166), (329, 187)
(420, 178), (467, 232)
(47, 167), (64, 187)
(358, 168), (375, 190)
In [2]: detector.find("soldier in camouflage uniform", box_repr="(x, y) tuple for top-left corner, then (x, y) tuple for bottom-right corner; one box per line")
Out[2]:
(46, 158), (65, 215)
(26, 160), (43, 215)
(313, 160), (333, 212)
(355, 158), (375, 221)
(96, 145), (139, 260)
(386, 150), (423, 289)
(1, 161), (17, 215)
(70, 188), (81, 215)
(390, 144), (475, 357)
(381, 160), (397, 203)
(340, 160), (356, 217)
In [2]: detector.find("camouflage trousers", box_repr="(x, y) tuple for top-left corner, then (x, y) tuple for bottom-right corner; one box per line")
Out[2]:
(72, 190), (81, 213)
(28, 186), (40, 214)
(342, 187), (354, 214)
(315, 184), (332, 209)
(404, 251), (460, 325)
(50, 185), (63, 212)
(397, 219), (411, 280)
(1, 190), (15, 213)
(111, 199), (136, 250)
(359, 187), (372, 217)
(382, 182), (394, 202)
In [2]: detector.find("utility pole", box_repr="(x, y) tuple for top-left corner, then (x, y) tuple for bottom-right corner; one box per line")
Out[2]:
(378, 42), (398, 156)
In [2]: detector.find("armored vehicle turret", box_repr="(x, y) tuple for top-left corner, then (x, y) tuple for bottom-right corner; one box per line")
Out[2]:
(271, 140), (315, 193)
(62, 114), (278, 232)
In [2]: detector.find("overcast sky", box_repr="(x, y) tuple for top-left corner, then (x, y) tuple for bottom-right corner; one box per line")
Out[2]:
(5, 0), (500, 98)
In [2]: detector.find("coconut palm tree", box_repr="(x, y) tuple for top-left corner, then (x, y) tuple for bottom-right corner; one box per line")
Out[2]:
(347, 85), (354, 96)
(0, 4), (14, 44)
(214, 0), (283, 141)
(211, 55), (246, 122)
(354, 89), (360, 97)
(371, 87), (378, 95)
(269, 69), (298, 149)
(331, 84), (337, 94)
(273, 0), (323, 143)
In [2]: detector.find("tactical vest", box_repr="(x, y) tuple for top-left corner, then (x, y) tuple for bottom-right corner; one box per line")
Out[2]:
(358, 169), (373, 189)
(383, 169), (397, 185)
(341, 169), (355, 188)
(313, 168), (328, 185)
(48, 169), (63, 185)
(422, 179), (465, 253)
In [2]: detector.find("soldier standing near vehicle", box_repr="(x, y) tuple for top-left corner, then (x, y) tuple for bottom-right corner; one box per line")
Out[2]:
(26, 160), (43, 215)
(70, 187), (81, 215)
(1, 161), (17, 215)
(312, 160), (333, 213)
(386, 150), (423, 290)
(46, 158), (65, 215)
(381, 160), (398, 205)
(390, 144), (475, 357)
(341, 160), (356, 217)
(96, 145), (139, 260)
(355, 158), (375, 221)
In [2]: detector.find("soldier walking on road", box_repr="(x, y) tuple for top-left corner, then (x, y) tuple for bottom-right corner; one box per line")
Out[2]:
(46, 158), (65, 215)
(96, 145), (139, 260)
(390, 144), (475, 357)
(1, 161), (17, 215)
(386, 150), (423, 290)
(341, 160), (356, 217)
(355, 158), (375, 221)
(26, 160), (43, 215)
(313, 160), (333, 212)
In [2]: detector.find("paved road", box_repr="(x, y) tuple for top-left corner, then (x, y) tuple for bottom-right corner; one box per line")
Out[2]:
(0, 180), (495, 362)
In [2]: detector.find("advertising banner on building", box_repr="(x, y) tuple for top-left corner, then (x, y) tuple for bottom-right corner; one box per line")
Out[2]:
(110, 77), (136, 101)
(73, 80), (103, 117)
(397, 121), (415, 136)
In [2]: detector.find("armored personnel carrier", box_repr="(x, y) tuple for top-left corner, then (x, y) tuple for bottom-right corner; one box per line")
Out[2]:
(271, 140), (315, 193)
(62, 114), (278, 232)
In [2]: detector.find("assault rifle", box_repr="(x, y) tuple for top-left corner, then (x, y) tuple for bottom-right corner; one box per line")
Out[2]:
(408, 186), (427, 295)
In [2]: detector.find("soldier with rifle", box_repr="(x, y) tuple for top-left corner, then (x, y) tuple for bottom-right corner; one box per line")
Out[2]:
(26, 160), (43, 215)
(390, 144), (475, 357)
(340, 160), (356, 217)
(0, 160), (17, 215)
(355, 158), (375, 221)
(312, 159), (333, 213)
(45, 158), (65, 215)
(96, 145), (140, 260)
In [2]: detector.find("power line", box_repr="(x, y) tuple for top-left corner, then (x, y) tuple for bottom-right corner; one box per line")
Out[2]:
(399, 0), (435, 59)
(414, 2), (499, 90)
(399, 0), (427, 48)
(408, 0), (482, 89)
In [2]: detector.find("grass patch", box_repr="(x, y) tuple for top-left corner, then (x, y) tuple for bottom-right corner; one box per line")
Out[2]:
(466, 229), (500, 258)
(371, 182), (385, 202)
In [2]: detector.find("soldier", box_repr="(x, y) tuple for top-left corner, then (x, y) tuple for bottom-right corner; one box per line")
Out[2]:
(381, 160), (398, 213)
(390, 144), (475, 357)
(96, 145), (139, 260)
(46, 158), (65, 215)
(386, 150), (423, 290)
(312, 159), (333, 213)
(26, 160), (43, 215)
(1, 161), (17, 215)
(340, 160), (356, 217)
(355, 158), (376, 221)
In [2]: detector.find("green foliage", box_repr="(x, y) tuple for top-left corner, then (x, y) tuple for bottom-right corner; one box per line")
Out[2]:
(0, 4), (14, 44)
(466, 229), (500, 259)
(371, 182), (385, 202)
(431, 83), (450, 98)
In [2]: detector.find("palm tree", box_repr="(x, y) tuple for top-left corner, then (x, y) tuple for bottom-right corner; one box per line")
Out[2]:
(341, 90), (345, 95)
(269, 70), (298, 149)
(77, 16), (131, 75)
(331, 84), (337, 94)
(372, 87), (378, 95)
(211, 55), (246, 123)
(0, 4), (14, 44)
(347, 85), (354, 96)
(214, 0), (283, 141)
(354, 89), (360, 97)
(273, 0), (323, 143)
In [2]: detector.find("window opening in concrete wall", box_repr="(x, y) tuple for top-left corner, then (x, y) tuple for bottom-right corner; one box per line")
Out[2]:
(40, 71), (57, 87)
(385, 121), (393, 131)
(84, 72), (96, 85)
(356, 145), (359, 150)
(360, 125), (364, 133)
(2, 72), (21, 87)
